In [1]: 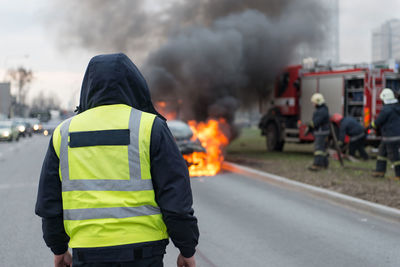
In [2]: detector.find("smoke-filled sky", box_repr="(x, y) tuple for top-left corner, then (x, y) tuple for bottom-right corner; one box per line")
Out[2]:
(46, 0), (330, 121)
(0, 0), (399, 111)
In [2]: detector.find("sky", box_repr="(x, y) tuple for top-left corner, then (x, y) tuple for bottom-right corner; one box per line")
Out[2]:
(0, 0), (399, 110)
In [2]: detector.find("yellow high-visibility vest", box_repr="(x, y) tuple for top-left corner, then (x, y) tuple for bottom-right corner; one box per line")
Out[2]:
(52, 104), (168, 248)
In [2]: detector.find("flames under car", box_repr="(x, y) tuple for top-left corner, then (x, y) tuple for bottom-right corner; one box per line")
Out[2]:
(166, 120), (206, 164)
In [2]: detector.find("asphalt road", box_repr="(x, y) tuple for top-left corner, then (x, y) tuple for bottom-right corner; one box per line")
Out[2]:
(1, 135), (400, 266)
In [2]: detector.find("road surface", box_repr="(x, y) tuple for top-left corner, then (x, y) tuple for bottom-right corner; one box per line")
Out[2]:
(1, 135), (400, 266)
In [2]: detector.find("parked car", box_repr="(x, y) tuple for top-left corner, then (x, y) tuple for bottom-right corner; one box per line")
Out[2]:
(0, 120), (19, 142)
(42, 120), (62, 136)
(29, 118), (43, 133)
(13, 118), (29, 138)
(166, 120), (206, 155)
(23, 119), (33, 137)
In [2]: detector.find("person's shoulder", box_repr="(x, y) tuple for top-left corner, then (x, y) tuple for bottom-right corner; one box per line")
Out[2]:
(380, 105), (391, 113)
(153, 116), (167, 129)
(151, 117), (170, 140)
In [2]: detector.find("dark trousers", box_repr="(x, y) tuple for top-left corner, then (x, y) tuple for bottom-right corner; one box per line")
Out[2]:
(375, 141), (400, 177)
(313, 134), (329, 167)
(72, 255), (164, 267)
(349, 137), (368, 160)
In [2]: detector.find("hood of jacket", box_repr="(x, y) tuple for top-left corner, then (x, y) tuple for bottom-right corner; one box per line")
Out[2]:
(77, 53), (164, 119)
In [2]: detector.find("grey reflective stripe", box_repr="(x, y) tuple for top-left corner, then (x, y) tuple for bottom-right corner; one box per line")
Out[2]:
(60, 107), (154, 192)
(382, 136), (400, 142)
(62, 179), (154, 192)
(60, 118), (73, 182)
(314, 150), (327, 156)
(350, 132), (365, 142)
(128, 108), (142, 181)
(64, 205), (161, 220)
(314, 130), (330, 136)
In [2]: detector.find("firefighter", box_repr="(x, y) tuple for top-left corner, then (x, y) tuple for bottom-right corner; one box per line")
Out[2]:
(371, 88), (400, 180)
(308, 93), (330, 171)
(35, 54), (199, 267)
(334, 114), (369, 160)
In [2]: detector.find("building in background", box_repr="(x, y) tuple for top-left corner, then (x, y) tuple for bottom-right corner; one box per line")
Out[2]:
(0, 83), (11, 117)
(372, 19), (400, 63)
(295, 0), (339, 65)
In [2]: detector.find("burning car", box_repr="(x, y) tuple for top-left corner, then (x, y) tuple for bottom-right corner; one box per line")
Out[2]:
(167, 120), (206, 157)
(167, 119), (230, 177)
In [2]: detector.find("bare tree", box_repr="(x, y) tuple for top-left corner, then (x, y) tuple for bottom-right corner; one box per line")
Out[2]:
(7, 66), (33, 105)
(31, 90), (61, 110)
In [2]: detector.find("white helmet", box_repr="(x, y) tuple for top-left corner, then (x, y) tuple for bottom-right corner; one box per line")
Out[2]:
(380, 88), (398, 104)
(311, 93), (325, 105)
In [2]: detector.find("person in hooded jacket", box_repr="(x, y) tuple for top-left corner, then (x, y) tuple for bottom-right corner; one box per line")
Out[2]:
(335, 114), (369, 160)
(307, 93), (330, 171)
(35, 53), (199, 267)
(371, 88), (400, 180)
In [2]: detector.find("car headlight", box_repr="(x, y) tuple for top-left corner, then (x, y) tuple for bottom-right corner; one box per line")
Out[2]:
(43, 130), (49, 136)
(2, 131), (10, 137)
(18, 125), (26, 132)
(33, 124), (39, 131)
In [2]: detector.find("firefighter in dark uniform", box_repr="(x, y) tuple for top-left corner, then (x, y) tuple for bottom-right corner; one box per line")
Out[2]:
(308, 93), (330, 171)
(334, 114), (369, 160)
(372, 88), (400, 180)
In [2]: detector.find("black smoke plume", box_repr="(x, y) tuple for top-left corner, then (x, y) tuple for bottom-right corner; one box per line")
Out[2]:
(49, 0), (329, 123)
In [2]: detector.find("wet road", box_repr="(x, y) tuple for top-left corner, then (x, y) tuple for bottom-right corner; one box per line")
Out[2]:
(1, 135), (400, 266)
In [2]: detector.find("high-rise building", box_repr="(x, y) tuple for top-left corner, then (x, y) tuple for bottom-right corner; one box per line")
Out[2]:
(0, 83), (11, 117)
(372, 19), (400, 62)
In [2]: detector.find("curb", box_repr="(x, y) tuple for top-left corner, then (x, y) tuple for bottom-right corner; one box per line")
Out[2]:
(222, 162), (400, 223)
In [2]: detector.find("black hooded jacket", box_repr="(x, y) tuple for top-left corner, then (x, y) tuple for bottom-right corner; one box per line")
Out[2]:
(35, 53), (199, 260)
(374, 102), (400, 138)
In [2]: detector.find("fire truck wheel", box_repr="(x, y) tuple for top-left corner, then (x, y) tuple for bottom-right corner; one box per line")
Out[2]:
(266, 123), (284, 152)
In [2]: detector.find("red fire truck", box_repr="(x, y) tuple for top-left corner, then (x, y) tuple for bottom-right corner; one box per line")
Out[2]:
(259, 64), (400, 151)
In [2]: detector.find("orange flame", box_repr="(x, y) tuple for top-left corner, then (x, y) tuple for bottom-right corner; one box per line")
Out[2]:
(156, 101), (177, 120)
(183, 119), (230, 177)
(158, 101), (167, 108)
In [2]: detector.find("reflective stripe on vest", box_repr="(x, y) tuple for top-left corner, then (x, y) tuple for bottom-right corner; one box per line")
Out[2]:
(56, 105), (168, 248)
(64, 205), (161, 221)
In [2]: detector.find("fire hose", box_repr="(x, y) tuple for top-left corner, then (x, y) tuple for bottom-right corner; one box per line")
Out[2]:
(330, 122), (344, 167)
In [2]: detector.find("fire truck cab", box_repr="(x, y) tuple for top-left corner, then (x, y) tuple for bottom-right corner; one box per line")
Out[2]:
(259, 63), (400, 151)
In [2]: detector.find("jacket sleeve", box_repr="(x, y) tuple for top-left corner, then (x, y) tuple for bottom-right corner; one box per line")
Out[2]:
(35, 137), (70, 255)
(150, 118), (199, 258)
(373, 107), (389, 129)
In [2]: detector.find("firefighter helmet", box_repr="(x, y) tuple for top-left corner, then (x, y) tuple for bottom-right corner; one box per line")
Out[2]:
(380, 88), (397, 104)
(331, 113), (343, 124)
(311, 93), (325, 105)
